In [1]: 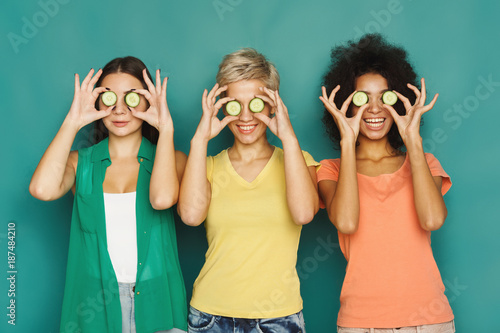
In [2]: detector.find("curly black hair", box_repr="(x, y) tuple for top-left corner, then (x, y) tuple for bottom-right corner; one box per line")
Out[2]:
(322, 33), (419, 151)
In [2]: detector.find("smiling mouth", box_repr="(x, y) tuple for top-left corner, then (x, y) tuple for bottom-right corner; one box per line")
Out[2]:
(237, 124), (257, 133)
(364, 118), (385, 128)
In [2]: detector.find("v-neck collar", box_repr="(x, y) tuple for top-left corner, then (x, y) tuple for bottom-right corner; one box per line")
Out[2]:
(224, 146), (277, 187)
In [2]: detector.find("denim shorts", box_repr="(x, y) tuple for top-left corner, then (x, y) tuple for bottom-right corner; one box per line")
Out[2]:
(119, 282), (186, 333)
(187, 306), (305, 333)
(337, 320), (455, 333)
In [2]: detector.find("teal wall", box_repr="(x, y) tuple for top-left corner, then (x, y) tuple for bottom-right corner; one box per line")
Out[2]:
(1, 0), (499, 332)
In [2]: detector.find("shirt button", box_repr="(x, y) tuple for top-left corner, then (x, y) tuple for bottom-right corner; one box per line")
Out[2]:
(139, 262), (142, 265)
(140, 158), (144, 162)
(144, 231), (147, 234)
(136, 291), (140, 295)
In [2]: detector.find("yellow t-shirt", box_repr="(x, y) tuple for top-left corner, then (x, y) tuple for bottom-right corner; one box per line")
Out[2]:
(190, 146), (318, 319)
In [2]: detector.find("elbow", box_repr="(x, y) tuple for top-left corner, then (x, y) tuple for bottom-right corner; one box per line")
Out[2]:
(177, 205), (204, 227)
(150, 195), (177, 211)
(29, 183), (54, 201)
(293, 211), (316, 226)
(421, 216), (446, 231)
(329, 213), (358, 234)
(336, 221), (358, 234)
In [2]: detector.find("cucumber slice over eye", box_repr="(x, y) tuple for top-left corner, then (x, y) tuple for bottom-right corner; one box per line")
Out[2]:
(382, 91), (397, 105)
(226, 100), (241, 116)
(125, 92), (140, 108)
(249, 97), (265, 113)
(352, 91), (368, 107)
(101, 91), (117, 107)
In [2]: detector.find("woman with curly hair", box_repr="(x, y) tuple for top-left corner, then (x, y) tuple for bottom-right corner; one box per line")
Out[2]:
(317, 34), (455, 332)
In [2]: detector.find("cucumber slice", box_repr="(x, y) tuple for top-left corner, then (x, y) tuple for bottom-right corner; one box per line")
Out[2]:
(125, 92), (140, 108)
(352, 91), (368, 107)
(249, 97), (265, 113)
(101, 91), (117, 107)
(226, 100), (241, 116)
(382, 91), (397, 105)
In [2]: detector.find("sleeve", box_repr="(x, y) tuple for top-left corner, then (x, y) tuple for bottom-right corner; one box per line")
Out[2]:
(301, 150), (321, 170)
(316, 159), (341, 183)
(425, 153), (452, 195)
(206, 156), (214, 184)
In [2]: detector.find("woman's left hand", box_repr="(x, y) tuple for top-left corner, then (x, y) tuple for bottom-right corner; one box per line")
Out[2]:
(131, 69), (174, 134)
(384, 78), (438, 144)
(253, 87), (296, 142)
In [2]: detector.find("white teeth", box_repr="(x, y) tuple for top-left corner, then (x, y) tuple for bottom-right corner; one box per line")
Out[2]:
(364, 118), (385, 123)
(239, 125), (256, 131)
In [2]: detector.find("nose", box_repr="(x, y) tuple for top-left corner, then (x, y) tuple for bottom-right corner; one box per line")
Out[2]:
(366, 97), (383, 114)
(112, 98), (128, 115)
(238, 104), (254, 122)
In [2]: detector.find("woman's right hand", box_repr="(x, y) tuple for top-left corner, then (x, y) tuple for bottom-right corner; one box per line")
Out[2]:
(319, 85), (367, 143)
(195, 83), (238, 141)
(66, 68), (112, 129)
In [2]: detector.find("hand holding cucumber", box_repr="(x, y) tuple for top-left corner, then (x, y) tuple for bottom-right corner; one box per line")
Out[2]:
(382, 78), (438, 145)
(128, 69), (173, 134)
(66, 68), (112, 130)
(253, 87), (296, 142)
(320, 85), (367, 144)
(196, 83), (238, 141)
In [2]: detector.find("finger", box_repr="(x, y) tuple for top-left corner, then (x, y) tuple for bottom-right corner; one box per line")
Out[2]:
(393, 90), (413, 111)
(407, 83), (422, 104)
(95, 106), (113, 119)
(353, 103), (368, 125)
(420, 78), (427, 104)
(319, 96), (341, 117)
(74, 73), (80, 93)
(219, 115), (238, 128)
(274, 90), (288, 116)
(213, 96), (234, 111)
(253, 113), (272, 126)
(321, 86), (328, 100)
(92, 86), (108, 99)
(132, 88), (153, 102)
(340, 90), (357, 114)
(254, 94), (275, 108)
(382, 104), (401, 122)
(143, 69), (156, 92)
(88, 69), (102, 91)
(421, 93), (439, 114)
(81, 68), (95, 91)
(155, 69), (162, 94)
(207, 83), (219, 103)
(329, 85), (341, 104)
(202, 88), (210, 114)
(162, 77), (168, 97)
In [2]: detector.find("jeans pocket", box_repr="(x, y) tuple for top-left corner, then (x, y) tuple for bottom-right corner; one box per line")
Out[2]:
(258, 311), (305, 333)
(187, 307), (216, 331)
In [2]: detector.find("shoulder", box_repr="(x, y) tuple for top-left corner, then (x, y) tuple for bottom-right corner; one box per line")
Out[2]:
(317, 158), (341, 182)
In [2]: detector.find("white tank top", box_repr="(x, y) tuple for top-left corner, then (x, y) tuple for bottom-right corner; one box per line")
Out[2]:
(103, 192), (137, 283)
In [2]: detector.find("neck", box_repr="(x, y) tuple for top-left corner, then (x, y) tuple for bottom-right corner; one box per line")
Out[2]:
(107, 132), (143, 159)
(356, 135), (399, 160)
(229, 137), (274, 162)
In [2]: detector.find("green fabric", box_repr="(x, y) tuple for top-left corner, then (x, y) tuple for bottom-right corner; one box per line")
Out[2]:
(60, 137), (187, 333)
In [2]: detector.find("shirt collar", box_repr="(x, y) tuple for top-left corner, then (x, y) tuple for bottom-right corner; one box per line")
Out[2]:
(90, 137), (155, 172)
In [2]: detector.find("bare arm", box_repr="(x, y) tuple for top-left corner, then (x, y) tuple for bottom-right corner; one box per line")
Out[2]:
(132, 70), (184, 210)
(317, 86), (366, 233)
(177, 84), (237, 226)
(254, 88), (318, 224)
(384, 78), (447, 231)
(30, 69), (111, 201)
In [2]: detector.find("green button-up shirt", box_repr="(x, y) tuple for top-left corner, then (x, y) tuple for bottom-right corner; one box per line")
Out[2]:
(60, 138), (187, 333)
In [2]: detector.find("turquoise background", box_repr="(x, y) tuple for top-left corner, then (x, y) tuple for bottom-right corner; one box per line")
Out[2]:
(1, 0), (499, 332)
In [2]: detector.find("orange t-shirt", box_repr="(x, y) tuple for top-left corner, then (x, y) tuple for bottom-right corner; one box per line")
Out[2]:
(317, 153), (454, 328)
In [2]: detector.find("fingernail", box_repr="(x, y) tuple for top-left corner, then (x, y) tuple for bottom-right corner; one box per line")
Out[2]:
(131, 89), (135, 91)
(105, 87), (110, 90)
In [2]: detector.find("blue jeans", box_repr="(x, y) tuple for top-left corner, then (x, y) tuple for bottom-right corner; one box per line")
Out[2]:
(119, 282), (186, 333)
(187, 306), (306, 333)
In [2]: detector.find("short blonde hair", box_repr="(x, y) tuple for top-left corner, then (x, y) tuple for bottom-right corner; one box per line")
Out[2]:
(216, 48), (280, 91)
